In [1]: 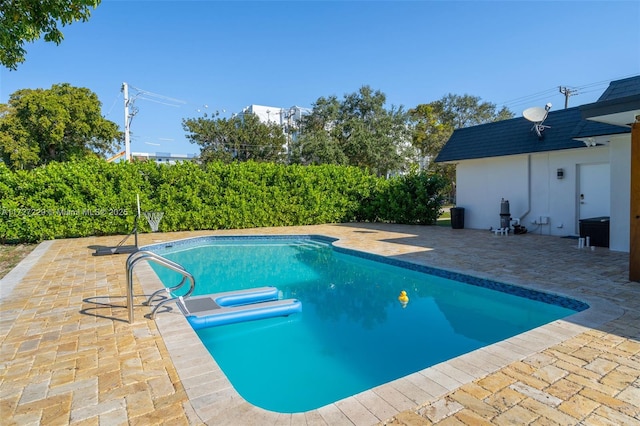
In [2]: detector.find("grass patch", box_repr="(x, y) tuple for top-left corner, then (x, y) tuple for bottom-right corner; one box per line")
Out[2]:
(436, 205), (453, 227)
(0, 244), (37, 279)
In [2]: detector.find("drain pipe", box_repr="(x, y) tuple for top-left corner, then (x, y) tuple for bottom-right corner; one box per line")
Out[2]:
(514, 154), (531, 225)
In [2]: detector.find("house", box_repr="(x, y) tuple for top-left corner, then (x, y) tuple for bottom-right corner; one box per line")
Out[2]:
(435, 76), (640, 281)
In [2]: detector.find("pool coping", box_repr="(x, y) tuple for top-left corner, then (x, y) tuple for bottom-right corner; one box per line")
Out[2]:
(133, 233), (624, 425)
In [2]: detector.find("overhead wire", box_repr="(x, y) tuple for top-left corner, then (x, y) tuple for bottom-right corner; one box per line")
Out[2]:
(104, 91), (122, 118)
(137, 96), (184, 108)
(128, 85), (186, 106)
(498, 72), (638, 111)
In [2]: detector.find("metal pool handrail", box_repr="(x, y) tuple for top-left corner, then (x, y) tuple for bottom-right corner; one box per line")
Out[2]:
(126, 250), (195, 323)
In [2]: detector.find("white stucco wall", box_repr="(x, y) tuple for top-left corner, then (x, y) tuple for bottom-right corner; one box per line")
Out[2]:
(454, 143), (630, 252)
(455, 155), (528, 231)
(609, 135), (631, 252)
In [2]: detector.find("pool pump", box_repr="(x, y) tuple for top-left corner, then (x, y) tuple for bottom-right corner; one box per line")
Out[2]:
(500, 198), (511, 229)
(500, 198), (527, 234)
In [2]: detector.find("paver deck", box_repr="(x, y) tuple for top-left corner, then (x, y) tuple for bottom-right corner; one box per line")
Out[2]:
(1, 224), (639, 425)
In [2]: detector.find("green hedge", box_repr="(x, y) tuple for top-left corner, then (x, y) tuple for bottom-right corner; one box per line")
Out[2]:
(0, 159), (445, 243)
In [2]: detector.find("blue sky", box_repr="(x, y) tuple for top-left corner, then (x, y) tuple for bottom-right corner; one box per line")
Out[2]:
(1, 1), (639, 156)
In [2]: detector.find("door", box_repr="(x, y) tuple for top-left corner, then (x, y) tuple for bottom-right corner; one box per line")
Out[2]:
(578, 162), (610, 223)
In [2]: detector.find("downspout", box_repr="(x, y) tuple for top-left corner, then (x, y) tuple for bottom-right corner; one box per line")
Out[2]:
(514, 154), (531, 224)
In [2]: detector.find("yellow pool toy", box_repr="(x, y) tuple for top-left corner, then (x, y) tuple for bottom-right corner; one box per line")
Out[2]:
(398, 290), (409, 308)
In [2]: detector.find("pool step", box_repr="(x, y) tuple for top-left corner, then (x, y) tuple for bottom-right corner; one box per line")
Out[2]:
(292, 240), (331, 251)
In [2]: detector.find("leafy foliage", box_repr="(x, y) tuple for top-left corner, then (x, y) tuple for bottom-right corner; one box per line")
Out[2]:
(182, 112), (287, 163)
(410, 94), (514, 201)
(0, 0), (101, 70)
(410, 93), (514, 161)
(358, 170), (447, 225)
(292, 86), (413, 176)
(0, 84), (121, 169)
(0, 159), (446, 243)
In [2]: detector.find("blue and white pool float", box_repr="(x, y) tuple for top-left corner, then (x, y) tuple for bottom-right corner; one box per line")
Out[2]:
(175, 286), (302, 330)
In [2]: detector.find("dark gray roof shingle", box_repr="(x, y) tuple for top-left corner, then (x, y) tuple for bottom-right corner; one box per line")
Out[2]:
(436, 77), (638, 163)
(580, 76), (640, 126)
(435, 108), (589, 162)
(597, 75), (640, 101)
(572, 118), (632, 139)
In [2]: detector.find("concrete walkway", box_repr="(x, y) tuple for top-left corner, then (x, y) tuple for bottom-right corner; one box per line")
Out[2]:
(1, 224), (638, 425)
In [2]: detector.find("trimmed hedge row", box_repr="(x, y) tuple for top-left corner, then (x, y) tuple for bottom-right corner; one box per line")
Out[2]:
(0, 159), (445, 243)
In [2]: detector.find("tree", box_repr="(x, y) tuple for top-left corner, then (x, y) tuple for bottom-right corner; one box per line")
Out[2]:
(290, 95), (346, 166)
(410, 94), (513, 161)
(409, 94), (514, 201)
(0, 83), (121, 169)
(434, 93), (513, 129)
(182, 112), (287, 164)
(293, 86), (412, 176)
(0, 0), (101, 70)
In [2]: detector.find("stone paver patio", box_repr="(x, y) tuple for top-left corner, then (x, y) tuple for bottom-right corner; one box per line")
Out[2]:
(1, 224), (639, 425)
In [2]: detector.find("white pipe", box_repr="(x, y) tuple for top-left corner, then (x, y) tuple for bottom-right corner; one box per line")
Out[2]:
(515, 154), (531, 224)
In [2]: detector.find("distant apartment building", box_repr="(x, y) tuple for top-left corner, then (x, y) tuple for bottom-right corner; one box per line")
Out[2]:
(240, 105), (310, 156)
(241, 105), (308, 128)
(131, 151), (197, 164)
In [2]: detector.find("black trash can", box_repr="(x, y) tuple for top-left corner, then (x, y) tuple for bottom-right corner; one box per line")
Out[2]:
(579, 216), (610, 247)
(450, 207), (465, 229)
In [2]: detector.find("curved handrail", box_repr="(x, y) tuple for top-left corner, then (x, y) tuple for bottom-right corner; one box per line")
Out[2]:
(126, 250), (195, 323)
(127, 251), (190, 307)
(145, 276), (187, 306)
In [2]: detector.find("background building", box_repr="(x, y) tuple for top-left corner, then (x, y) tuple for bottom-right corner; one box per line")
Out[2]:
(131, 151), (197, 164)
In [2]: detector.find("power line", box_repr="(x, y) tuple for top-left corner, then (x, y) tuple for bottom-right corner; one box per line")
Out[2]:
(128, 85), (187, 107)
(499, 73), (638, 111)
(498, 87), (558, 106)
(137, 96), (184, 108)
(104, 91), (122, 117)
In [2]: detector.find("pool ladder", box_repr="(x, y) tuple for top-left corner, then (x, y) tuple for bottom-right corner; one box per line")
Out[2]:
(126, 250), (195, 323)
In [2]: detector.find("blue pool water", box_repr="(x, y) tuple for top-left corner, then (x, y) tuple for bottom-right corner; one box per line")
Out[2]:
(147, 235), (587, 413)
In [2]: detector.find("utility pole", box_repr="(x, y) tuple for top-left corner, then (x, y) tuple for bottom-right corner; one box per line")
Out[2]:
(122, 82), (131, 162)
(558, 86), (578, 109)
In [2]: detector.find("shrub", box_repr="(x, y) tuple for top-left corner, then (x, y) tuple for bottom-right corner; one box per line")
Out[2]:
(0, 160), (445, 243)
(359, 171), (446, 224)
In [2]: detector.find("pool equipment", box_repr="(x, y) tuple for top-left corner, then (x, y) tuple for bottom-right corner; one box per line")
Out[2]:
(176, 287), (302, 330)
(500, 198), (511, 230)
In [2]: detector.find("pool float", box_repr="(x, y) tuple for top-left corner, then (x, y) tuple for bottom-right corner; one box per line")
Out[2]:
(175, 286), (302, 330)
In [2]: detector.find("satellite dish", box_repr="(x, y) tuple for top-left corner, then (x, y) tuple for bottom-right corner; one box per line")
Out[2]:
(522, 103), (552, 138)
(523, 106), (548, 122)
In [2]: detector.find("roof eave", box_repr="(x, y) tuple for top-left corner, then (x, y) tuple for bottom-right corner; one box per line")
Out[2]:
(581, 94), (640, 127)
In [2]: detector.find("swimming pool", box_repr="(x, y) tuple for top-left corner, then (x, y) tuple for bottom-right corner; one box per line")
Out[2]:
(145, 235), (588, 413)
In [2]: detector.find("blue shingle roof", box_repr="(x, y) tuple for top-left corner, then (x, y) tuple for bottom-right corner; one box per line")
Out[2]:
(572, 118), (632, 139)
(597, 76), (640, 101)
(436, 108), (586, 162)
(436, 77), (638, 163)
(580, 76), (640, 126)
